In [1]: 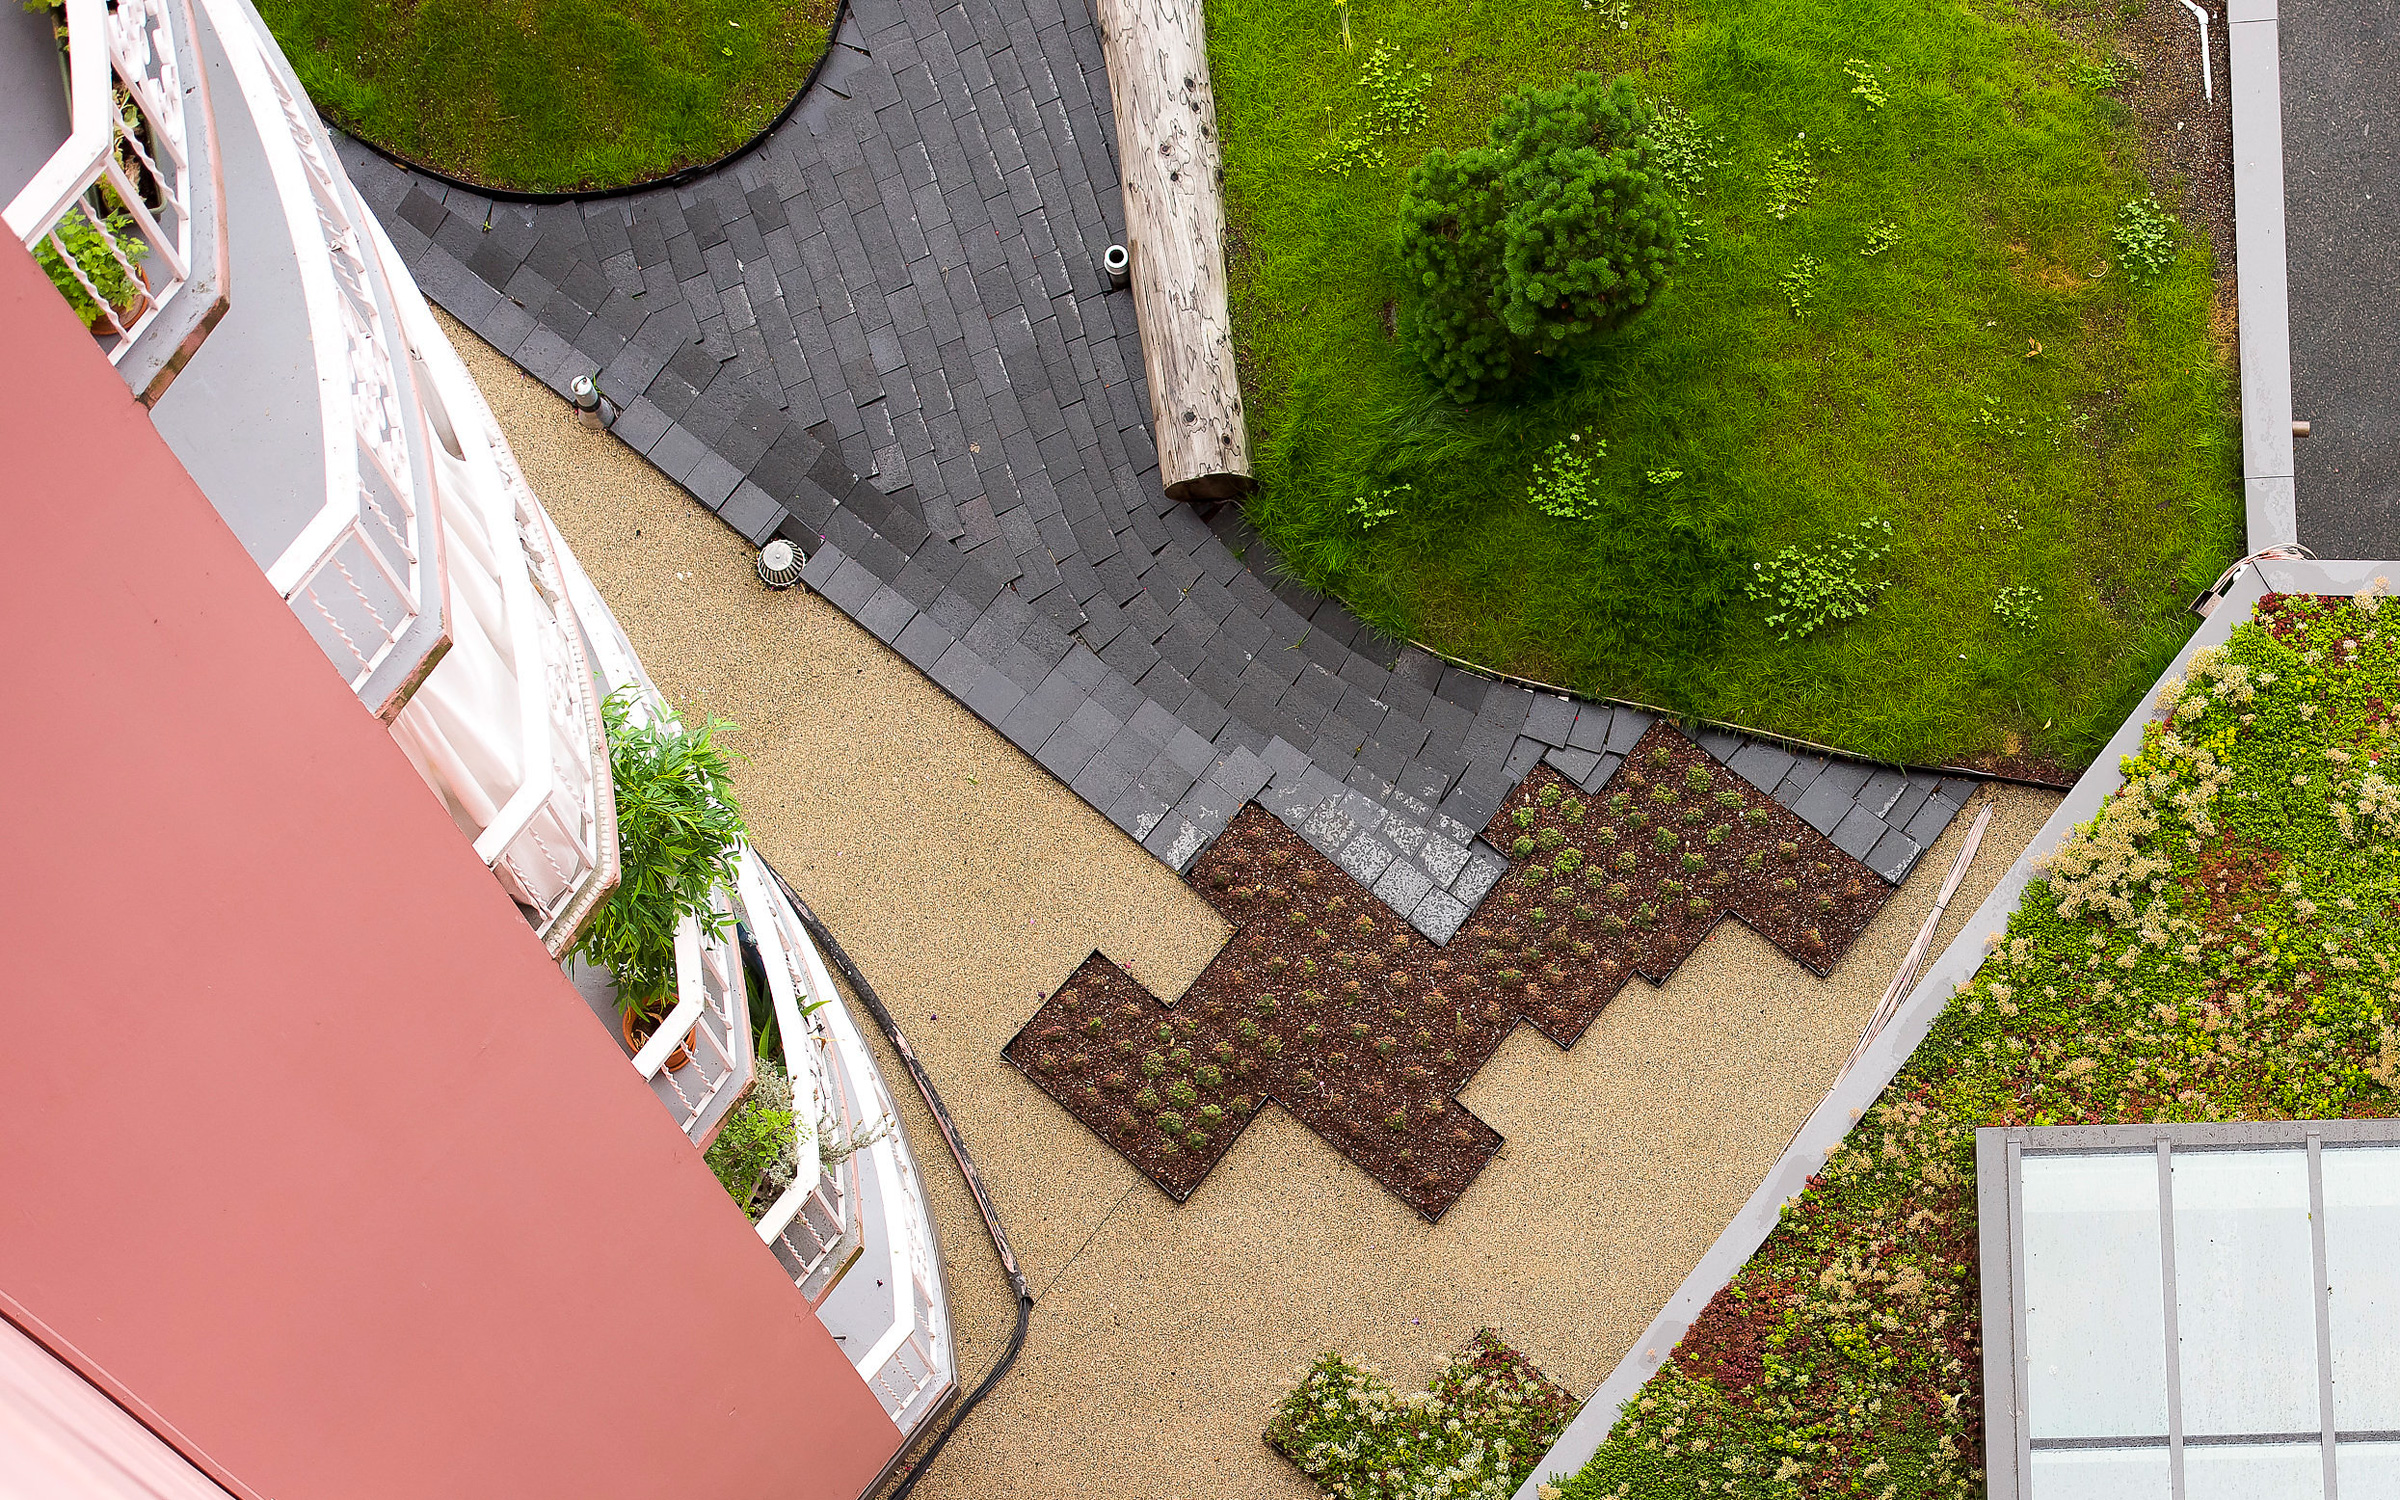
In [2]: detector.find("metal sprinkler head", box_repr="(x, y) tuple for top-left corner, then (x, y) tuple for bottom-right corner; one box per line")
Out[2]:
(756, 538), (804, 589)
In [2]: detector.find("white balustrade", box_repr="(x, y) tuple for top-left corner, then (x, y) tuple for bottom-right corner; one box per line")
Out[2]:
(369, 209), (613, 954)
(736, 853), (864, 1304)
(6, 0), (194, 361)
(194, 0), (431, 709)
(633, 902), (753, 1145)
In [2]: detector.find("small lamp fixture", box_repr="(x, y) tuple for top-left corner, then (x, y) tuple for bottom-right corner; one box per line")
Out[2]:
(570, 374), (607, 431)
(756, 538), (804, 589)
(1103, 243), (1130, 290)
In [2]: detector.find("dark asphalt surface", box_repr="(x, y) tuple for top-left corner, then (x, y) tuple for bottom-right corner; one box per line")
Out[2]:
(2281, 0), (2400, 559)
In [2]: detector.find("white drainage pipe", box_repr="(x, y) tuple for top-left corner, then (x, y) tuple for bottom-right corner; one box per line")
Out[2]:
(2180, 0), (2215, 105)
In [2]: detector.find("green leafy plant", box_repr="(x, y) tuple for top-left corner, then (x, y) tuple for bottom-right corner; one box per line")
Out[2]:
(1525, 433), (1607, 519)
(1777, 254), (1823, 316)
(1315, 42), (1432, 176)
(1396, 73), (1683, 402)
(1348, 483), (1409, 529)
(1843, 58), (1887, 109)
(1993, 583), (2043, 631)
(703, 1060), (802, 1218)
(35, 199), (148, 328)
(1861, 218), (1901, 256)
(1644, 100), (1721, 198)
(574, 689), (748, 1011)
(1747, 517), (1895, 640)
(2112, 193), (2181, 281)
(2076, 52), (2132, 90)
(1761, 133), (1817, 220)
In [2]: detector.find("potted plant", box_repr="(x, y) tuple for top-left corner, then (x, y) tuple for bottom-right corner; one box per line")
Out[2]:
(36, 199), (150, 336)
(574, 689), (747, 1068)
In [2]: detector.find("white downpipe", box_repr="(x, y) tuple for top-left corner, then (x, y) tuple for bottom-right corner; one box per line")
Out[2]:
(2180, 0), (2215, 106)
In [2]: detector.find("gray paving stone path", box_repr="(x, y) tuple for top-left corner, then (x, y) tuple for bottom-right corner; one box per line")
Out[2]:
(342, 0), (1963, 940)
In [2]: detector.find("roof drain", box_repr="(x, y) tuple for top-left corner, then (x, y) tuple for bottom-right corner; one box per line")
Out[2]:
(760, 859), (1034, 1500)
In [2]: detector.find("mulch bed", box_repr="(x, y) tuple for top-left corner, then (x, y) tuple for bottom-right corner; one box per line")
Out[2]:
(1003, 722), (1894, 1221)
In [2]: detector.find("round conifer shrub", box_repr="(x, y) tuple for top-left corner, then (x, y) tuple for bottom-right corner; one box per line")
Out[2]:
(1397, 74), (1682, 402)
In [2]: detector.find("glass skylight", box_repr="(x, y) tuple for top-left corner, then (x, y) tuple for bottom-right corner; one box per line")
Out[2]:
(1979, 1123), (2400, 1500)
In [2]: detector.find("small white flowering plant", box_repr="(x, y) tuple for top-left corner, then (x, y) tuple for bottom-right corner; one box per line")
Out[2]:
(1267, 1330), (1576, 1500)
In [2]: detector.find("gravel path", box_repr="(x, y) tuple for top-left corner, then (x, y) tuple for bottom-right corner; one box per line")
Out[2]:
(451, 315), (2063, 1500)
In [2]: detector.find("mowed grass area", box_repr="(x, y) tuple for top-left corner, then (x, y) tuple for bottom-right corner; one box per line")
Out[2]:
(260, 0), (837, 192)
(1209, 0), (2242, 770)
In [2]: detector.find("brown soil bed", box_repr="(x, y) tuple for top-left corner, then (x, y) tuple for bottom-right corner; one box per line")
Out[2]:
(1003, 723), (1893, 1221)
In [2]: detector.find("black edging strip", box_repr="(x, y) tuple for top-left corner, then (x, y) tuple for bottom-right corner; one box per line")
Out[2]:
(1398, 635), (2079, 793)
(328, 0), (855, 206)
(759, 857), (1033, 1500)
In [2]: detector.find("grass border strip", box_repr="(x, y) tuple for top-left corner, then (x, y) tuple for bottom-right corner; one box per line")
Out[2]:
(325, 0), (854, 204)
(1508, 552), (2396, 1500)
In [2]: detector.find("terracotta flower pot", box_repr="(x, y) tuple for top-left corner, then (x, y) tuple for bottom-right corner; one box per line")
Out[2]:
(622, 1004), (696, 1071)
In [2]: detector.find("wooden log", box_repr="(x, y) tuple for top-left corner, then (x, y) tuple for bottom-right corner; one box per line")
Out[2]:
(1095, 0), (1253, 502)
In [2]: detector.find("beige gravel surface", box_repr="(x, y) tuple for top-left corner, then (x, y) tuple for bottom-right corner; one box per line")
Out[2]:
(447, 312), (2063, 1500)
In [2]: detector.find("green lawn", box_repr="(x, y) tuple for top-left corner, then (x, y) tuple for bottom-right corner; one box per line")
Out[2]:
(1209, 0), (2242, 770)
(261, 0), (836, 192)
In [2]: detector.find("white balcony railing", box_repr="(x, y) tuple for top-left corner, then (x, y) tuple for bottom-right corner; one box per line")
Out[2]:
(634, 900), (754, 1146)
(6, 0), (196, 363)
(198, 0), (433, 712)
(554, 492), (953, 1438)
(735, 852), (865, 1305)
(376, 215), (615, 955)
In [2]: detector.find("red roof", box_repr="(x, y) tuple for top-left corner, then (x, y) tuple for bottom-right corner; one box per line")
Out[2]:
(0, 237), (897, 1499)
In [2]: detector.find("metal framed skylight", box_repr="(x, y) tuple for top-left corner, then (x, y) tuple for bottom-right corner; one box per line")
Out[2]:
(1978, 1120), (2400, 1500)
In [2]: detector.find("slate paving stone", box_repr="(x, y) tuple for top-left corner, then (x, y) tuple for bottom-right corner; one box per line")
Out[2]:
(360, 0), (1960, 937)
(1866, 828), (1923, 885)
(1905, 795), (1963, 847)
(1829, 805), (1887, 863)
(1604, 710), (1654, 754)
(1726, 741), (1794, 795)
(1816, 759), (1873, 801)
(1544, 746), (1603, 785)
(1858, 767), (1910, 819)
(1791, 778), (1856, 838)
(1522, 694), (1578, 746)
(1411, 889), (1471, 944)
(1371, 856), (1436, 917)
(1335, 831), (1396, 887)
(1416, 831), (1470, 888)
(1451, 844), (1509, 906)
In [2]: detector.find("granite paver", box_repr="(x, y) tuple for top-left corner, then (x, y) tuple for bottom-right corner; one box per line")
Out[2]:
(348, 0), (1964, 934)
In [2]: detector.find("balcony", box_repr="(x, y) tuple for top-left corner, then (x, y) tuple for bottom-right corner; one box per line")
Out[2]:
(3, 0), (228, 401)
(733, 852), (956, 1439)
(384, 286), (618, 953)
(555, 534), (957, 1439)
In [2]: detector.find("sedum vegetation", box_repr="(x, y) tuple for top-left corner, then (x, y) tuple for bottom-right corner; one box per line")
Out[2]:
(1269, 1332), (1579, 1500)
(1534, 586), (2400, 1498)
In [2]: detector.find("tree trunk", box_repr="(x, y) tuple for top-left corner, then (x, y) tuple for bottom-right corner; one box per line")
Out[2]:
(1095, 0), (1253, 502)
